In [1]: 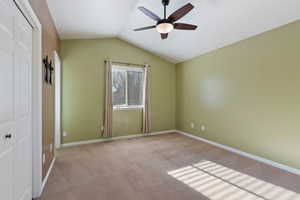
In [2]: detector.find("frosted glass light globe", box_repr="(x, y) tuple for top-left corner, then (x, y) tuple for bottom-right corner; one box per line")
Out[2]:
(156, 23), (174, 34)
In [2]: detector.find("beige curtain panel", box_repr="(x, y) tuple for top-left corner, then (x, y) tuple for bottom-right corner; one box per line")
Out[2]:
(103, 61), (113, 137)
(142, 65), (151, 133)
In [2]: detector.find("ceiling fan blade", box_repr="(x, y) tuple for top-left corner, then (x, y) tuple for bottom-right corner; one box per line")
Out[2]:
(138, 7), (161, 22)
(168, 3), (194, 22)
(174, 23), (197, 30)
(134, 26), (156, 31)
(161, 33), (168, 40)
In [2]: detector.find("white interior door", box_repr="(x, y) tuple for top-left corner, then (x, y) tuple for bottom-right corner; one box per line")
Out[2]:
(0, 0), (33, 199)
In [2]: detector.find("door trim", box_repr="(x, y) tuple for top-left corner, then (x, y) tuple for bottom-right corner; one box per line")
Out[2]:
(41, 157), (56, 192)
(54, 51), (61, 149)
(13, 0), (43, 198)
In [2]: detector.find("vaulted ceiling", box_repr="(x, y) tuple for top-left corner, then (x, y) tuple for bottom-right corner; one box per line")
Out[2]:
(47, 0), (300, 63)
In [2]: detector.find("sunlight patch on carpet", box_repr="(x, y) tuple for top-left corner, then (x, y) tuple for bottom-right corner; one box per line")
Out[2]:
(168, 160), (300, 200)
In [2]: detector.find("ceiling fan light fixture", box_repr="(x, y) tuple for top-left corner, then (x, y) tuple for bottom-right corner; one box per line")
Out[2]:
(156, 23), (174, 34)
(135, 2), (196, 39)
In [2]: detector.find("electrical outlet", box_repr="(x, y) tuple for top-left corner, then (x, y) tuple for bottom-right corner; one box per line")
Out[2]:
(201, 125), (206, 132)
(101, 126), (104, 132)
(190, 123), (195, 129)
(42, 153), (46, 165)
(63, 131), (68, 137)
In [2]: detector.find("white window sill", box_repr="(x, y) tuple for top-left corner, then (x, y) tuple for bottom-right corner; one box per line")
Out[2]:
(113, 106), (144, 110)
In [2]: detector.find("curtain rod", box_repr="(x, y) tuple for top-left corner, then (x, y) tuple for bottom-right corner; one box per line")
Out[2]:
(104, 60), (150, 67)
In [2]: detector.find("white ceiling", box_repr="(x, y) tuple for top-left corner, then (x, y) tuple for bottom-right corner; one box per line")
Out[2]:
(47, 0), (300, 63)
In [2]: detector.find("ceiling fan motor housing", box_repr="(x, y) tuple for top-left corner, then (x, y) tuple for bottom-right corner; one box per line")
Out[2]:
(157, 19), (173, 26)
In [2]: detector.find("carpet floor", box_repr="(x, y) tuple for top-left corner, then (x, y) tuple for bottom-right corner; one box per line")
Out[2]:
(38, 133), (300, 200)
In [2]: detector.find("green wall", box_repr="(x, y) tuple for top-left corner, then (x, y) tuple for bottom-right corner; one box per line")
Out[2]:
(176, 20), (300, 169)
(60, 38), (176, 144)
(61, 21), (300, 170)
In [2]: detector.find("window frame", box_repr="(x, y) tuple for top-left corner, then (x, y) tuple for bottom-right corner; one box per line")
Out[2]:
(112, 65), (145, 110)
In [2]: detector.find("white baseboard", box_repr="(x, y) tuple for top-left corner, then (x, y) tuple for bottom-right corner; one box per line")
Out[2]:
(41, 157), (56, 192)
(62, 129), (176, 148)
(176, 130), (300, 176)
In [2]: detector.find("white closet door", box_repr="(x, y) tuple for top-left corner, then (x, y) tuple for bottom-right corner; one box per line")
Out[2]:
(0, 0), (33, 200)
(0, 0), (16, 199)
(14, 6), (33, 199)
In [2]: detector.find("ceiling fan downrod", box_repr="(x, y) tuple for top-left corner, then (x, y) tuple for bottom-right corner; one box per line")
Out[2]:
(162, 0), (170, 19)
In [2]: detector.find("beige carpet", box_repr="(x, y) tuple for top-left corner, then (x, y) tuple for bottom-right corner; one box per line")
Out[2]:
(38, 133), (300, 200)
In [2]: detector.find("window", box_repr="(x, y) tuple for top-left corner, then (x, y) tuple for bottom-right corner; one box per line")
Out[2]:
(112, 66), (144, 109)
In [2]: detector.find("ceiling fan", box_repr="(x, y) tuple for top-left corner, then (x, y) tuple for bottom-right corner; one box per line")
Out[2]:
(134, 0), (197, 40)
